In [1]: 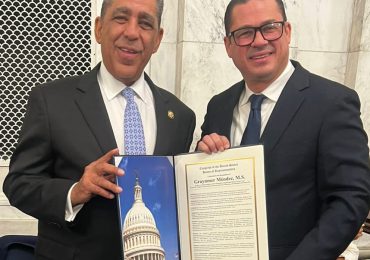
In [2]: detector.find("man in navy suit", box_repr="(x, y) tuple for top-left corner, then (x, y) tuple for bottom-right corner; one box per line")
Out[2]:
(197, 0), (370, 259)
(3, 0), (195, 259)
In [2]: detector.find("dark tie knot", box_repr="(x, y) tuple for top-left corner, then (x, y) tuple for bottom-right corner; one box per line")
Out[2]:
(122, 87), (135, 101)
(249, 94), (266, 110)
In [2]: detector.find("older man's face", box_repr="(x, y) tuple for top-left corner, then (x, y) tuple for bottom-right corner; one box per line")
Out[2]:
(95, 0), (163, 86)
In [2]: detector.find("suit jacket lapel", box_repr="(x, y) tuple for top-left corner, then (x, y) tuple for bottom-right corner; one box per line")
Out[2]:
(74, 65), (117, 154)
(217, 81), (245, 139)
(144, 74), (172, 155)
(261, 62), (310, 154)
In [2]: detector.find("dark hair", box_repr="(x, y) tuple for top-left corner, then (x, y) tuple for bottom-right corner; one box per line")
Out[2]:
(224, 0), (287, 35)
(100, 0), (164, 26)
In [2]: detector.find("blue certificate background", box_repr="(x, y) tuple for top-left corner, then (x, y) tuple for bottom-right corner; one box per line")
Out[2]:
(117, 156), (180, 260)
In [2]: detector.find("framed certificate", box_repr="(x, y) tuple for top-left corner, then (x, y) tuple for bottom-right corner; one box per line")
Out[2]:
(115, 145), (269, 260)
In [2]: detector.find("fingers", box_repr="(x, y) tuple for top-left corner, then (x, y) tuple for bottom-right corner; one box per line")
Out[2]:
(73, 177), (118, 203)
(71, 148), (124, 206)
(197, 133), (230, 154)
(218, 135), (230, 149)
(103, 173), (117, 183)
(91, 160), (124, 178)
(96, 148), (120, 164)
(85, 175), (121, 199)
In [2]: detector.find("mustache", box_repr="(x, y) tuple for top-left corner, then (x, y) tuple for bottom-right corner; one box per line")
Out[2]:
(247, 46), (274, 57)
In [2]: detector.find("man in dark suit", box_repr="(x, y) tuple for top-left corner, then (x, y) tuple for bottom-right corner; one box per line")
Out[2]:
(197, 0), (370, 259)
(3, 0), (195, 259)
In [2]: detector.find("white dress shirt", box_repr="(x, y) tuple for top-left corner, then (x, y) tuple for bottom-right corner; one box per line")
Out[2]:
(97, 62), (157, 154)
(230, 61), (295, 147)
(65, 63), (157, 221)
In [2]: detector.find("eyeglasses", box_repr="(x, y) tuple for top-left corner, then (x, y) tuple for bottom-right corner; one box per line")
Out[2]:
(228, 21), (285, 47)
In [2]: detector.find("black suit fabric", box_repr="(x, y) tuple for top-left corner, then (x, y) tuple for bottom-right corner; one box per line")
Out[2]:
(200, 60), (370, 260)
(3, 64), (196, 260)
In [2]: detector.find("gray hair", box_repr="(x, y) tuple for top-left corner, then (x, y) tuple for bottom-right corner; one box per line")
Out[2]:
(100, 0), (164, 26)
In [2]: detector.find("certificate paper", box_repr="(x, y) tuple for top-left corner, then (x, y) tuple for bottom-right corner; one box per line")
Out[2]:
(175, 145), (268, 260)
(115, 145), (268, 260)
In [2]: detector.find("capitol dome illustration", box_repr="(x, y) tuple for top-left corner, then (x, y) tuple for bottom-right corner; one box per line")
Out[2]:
(123, 177), (165, 260)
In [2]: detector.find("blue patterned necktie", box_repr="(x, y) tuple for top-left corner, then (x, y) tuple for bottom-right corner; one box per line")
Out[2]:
(122, 87), (146, 155)
(240, 94), (266, 145)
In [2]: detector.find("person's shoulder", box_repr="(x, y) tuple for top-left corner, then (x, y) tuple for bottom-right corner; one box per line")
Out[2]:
(309, 72), (350, 91)
(151, 83), (195, 117)
(161, 88), (194, 113)
(28, 71), (89, 98)
(39, 69), (95, 90)
(27, 70), (98, 104)
(309, 72), (359, 103)
(293, 60), (357, 98)
(25, 69), (98, 107)
(208, 80), (244, 104)
(216, 80), (244, 96)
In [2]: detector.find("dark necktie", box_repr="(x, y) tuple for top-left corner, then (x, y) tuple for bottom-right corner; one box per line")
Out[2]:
(122, 87), (146, 155)
(240, 94), (266, 145)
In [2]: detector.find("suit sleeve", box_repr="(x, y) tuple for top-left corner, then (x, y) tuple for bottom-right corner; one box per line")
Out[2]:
(198, 96), (223, 138)
(3, 87), (75, 228)
(185, 110), (196, 152)
(287, 89), (370, 259)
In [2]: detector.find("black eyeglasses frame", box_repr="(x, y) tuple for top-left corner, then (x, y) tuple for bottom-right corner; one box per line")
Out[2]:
(228, 21), (286, 47)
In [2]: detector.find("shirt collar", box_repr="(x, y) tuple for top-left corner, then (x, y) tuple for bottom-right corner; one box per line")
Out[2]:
(241, 61), (295, 105)
(97, 62), (149, 104)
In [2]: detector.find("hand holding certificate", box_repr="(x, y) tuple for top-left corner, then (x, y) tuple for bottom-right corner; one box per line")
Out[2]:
(115, 145), (269, 260)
